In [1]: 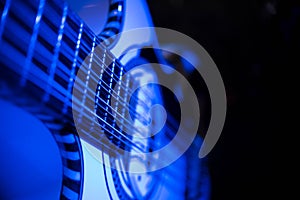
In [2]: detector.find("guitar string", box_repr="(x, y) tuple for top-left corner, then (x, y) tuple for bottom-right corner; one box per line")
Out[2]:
(37, 16), (162, 136)
(62, 5), (196, 172)
(69, 12), (156, 103)
(58, 40), (151, 124)
(1, 37), (188, 176)
(0, 0), (162, 137)
(3, 8), (155, 137)
(47, 40), (156, 138)
(0, 24), (162, 154)
(1, 2), (189, 159)
(65, 48), (152, 125)
(50, 27), (153, 125)
(44, 10), (181, 153)
(0, 33), (147, 153)
(17, 64), (146, 153)
(2, 43), (165, 154)
(4, 0), (156, 128)
(20, 66), (181, 158)
(0, 3), (202, 177)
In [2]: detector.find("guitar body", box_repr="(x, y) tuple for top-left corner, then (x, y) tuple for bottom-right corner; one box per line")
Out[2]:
(70, 1), (179, 199)
(0, 0), (210, 199)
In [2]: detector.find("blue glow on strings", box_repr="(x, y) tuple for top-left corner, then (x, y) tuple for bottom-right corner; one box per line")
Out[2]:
(63, 22), (83, 114)
(82, 35), (96, 108)
(21, 0), (45, 86)
(43, 3), (68, 102)
(0, 0), (212, 198)
(118, 5), (122, 12)
(95, 50), (106, 107)
(108, 61), (115, 101)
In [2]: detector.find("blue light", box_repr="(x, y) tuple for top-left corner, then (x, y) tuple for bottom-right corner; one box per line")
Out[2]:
(43, 3), (68, 102)
(0, 99), (62, 199)
(21, 0), (45, 86)
(0, 0), (211, 199)
(118, 5), (122, 12)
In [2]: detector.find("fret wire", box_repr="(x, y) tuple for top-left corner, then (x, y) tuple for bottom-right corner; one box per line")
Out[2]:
(78, 46), (154, 109)
(22, 26), (146, 125)
(0, 2), (195, 170)
(17, 62), (146, 152)
(95, 47), (106, 109)
(74, 74), (147, 132)
(50, 29), (151, 121)
(73, 73), (149, 138)
(23, 53), (155, 150)
(1, 3), (143, 152)
(63, 22), (83, 114)
(76, 64), (150, 128)
(71, 95), (146, 153)
(2, 25), (152, 136)
(49, 11), (153, 106)
(53, 65), (162, 152)
(118, 71), (130, 131)
(103, 59), (115, 128)
(43, 3), (68, 102)
(2, 39), (159, 158)
(74, 46), (151, 112)
(0, 1), (164, 152)
(112, 64), (123, 132)
(21, 0), (45, 86)
(81, 34), (97, 127)
(47, 28), (152, 128)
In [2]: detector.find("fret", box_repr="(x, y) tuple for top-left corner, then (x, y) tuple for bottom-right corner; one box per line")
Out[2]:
(108, 61), (116, 102)
(94, 51), (135, 149)
(75, 28), (94, 73)
(0, 0), (145, 152)
(1, 1), (37, 57)
(95, 48), (106, 114)
(103, 60), (116, 136)
(116, 68), (125, 147)
(53, 17), (83, 97)
(21, 0), (46, 86)
(62, 22), (83, 114)
(113, 65), (123, 118)
(43, 3), (68, 102)
(77, 35), (97, 123)
(119, 72), (131, 132)
(112, 64), (125, 140)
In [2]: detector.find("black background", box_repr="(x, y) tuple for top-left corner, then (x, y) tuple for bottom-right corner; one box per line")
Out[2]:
(147, 0), (298, 199)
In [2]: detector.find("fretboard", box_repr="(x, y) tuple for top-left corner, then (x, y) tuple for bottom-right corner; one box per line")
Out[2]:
(0, 0), (146, 152)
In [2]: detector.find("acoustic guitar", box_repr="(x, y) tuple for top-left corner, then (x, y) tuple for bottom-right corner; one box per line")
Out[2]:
(0, 0), (210, 199)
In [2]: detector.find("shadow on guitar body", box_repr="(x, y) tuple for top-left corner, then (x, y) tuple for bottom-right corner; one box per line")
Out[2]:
(0, 98), (62, 200)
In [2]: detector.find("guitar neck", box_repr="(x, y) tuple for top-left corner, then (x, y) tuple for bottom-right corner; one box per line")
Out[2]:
(0, 0), (144, 152)
(1, 0), (121, 118)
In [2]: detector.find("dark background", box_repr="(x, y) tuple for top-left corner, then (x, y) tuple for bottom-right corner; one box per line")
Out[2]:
(147, 0), (298, 199)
